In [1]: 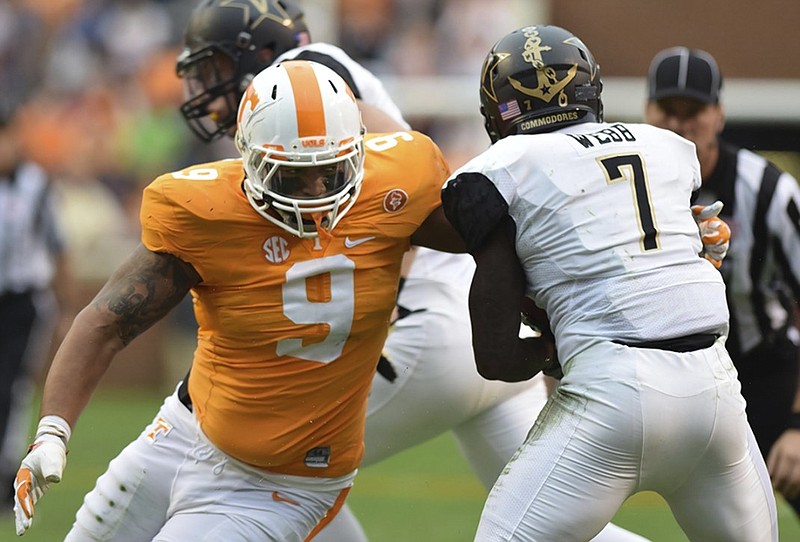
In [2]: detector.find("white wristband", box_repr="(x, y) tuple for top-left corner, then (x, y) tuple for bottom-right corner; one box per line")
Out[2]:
(35, 415), (72, 446)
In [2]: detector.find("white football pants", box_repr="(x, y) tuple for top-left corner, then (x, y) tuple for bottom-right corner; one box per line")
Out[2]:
(474, 339), (778, 542)
(65, 389), (353, 541)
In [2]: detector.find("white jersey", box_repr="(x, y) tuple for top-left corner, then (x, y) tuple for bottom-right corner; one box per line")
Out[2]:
(450, 122), (729, 363)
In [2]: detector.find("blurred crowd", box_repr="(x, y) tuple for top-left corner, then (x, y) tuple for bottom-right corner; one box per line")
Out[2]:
(2, 0), (199, 283)
(1, 0), (521, 287)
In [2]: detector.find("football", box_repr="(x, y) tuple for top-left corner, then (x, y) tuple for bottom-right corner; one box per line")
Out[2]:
(520, 296), (553, 341)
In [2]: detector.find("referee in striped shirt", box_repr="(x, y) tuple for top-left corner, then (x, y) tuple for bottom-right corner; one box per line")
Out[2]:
(0, 101), (69, 508)
(646, 47), (800, 515)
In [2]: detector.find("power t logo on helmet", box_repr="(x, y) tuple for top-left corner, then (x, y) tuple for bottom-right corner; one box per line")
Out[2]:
(177, 0), (310, 141)
(237, 79), (261, 125)
(479, 25), (603, 143)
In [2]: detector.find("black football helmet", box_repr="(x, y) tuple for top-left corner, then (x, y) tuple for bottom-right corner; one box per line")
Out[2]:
(176, 0), (309, 141)
(479, 25), (603, 143)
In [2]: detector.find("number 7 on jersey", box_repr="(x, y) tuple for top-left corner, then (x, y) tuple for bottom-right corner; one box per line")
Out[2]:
(598, 153), (659, 252)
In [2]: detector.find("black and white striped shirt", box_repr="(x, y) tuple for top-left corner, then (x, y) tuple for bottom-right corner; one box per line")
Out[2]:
(695, 140), (800, 358)
(0, 161), (64, 294)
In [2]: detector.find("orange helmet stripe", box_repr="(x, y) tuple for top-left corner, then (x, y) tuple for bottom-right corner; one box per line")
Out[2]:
(284, 61), (326, 138)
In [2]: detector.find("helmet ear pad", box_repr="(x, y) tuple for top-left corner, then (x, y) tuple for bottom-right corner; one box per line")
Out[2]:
(479, 104), (500, 144)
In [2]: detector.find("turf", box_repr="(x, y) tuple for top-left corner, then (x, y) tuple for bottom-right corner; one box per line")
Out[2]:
(2, 390), (798, 541)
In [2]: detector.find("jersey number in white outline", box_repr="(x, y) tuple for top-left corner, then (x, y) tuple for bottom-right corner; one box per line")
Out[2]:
(277, 254), (355, 363)
(170, 167), (220, 181)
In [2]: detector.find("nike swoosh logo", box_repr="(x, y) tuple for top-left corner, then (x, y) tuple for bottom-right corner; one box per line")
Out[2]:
(344, 236), (375, 248)
(272, 491), (300, 506)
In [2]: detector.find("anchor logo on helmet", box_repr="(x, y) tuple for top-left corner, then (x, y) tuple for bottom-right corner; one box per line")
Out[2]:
(508, 26), (577, 107)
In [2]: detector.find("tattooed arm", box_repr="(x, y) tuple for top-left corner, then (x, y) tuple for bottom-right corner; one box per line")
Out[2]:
(39, 244), (201, 428)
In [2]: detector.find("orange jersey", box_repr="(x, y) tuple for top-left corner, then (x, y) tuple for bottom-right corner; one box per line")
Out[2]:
(140, 131), (449, 477)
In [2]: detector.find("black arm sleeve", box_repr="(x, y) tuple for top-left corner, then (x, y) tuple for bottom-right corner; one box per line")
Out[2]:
(441, 172), (510, 253)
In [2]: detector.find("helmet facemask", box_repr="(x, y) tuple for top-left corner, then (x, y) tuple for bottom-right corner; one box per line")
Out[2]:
(177, 46), (244, 141)
(241, 140), (365, 238)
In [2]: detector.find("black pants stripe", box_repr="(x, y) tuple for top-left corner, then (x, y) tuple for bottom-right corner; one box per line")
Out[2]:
(0, 290), (58, 498)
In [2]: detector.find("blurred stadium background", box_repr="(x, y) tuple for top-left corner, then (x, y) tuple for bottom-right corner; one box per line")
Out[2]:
(1, 0), (798, 539)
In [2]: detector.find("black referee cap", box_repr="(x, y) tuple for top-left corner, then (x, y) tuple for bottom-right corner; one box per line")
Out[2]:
(647, 47), (722, 104)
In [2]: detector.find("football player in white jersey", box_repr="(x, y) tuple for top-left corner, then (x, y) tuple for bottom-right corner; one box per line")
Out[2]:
(441, 25), (778, 541)
(174, 2), (650, 541)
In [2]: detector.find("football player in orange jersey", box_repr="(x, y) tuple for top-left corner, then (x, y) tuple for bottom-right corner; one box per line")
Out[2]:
(11, 60), (494, 541)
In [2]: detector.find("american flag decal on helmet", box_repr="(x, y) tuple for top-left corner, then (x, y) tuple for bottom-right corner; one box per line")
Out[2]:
(499, 99), (521, 120)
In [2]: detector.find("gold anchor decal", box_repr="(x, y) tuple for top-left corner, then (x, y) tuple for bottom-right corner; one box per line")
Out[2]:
(508, 27), (577, 106)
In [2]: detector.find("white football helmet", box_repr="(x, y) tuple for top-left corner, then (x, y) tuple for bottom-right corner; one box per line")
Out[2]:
(236, 60), (365, 237)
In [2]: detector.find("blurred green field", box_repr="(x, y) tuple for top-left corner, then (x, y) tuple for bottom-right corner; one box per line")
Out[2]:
(2, 390), (799, 541)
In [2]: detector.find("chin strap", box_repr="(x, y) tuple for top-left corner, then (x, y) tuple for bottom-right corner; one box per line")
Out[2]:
(312, 213), (333, 243)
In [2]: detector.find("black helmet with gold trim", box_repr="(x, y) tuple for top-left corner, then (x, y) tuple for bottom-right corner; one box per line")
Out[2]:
(479, 25), (603, 143)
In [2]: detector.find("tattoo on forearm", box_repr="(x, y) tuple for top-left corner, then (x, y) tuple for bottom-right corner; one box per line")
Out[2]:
(93, 247), (196, 345)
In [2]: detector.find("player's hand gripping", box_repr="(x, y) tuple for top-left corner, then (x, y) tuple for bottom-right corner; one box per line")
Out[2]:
(691, 201), (731, 269)
(13, 416), (71, 536)
(520, 298), (562, 379)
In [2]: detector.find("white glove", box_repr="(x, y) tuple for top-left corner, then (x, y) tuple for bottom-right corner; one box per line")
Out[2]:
(13, 416), (71, 536)
(691, 201), (731, 269)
